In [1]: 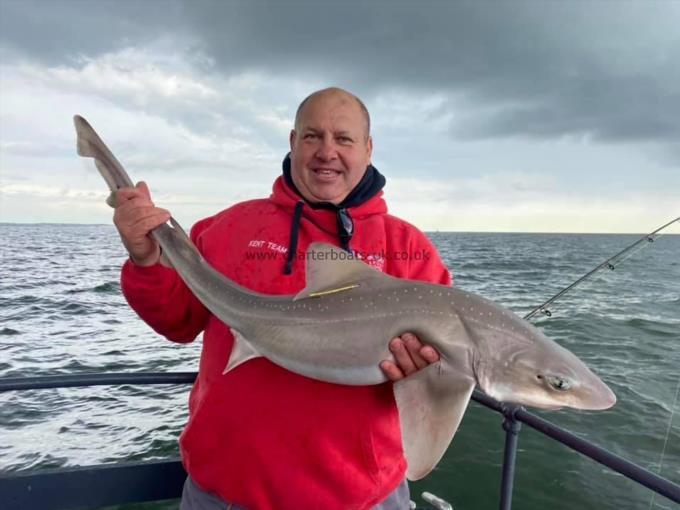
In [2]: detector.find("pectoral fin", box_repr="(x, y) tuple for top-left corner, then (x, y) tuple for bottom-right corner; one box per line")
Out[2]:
(394, 362), (475, 480)
(223, 329), (263, 374)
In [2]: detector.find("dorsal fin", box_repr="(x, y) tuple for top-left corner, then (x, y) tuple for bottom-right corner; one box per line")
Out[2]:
(293, 242), (385, 301)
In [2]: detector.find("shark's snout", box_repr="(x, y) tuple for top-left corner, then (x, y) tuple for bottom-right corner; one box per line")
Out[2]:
(578, 377), (617, 410)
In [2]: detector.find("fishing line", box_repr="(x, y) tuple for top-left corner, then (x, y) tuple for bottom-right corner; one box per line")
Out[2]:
(524, 216), (680, 320)
(647, 377), (680, 510)
(520, 216), (680, 508)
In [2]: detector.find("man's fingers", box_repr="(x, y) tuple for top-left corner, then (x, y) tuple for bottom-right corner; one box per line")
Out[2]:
(382, 333), (441, 381)
(117, 202), (170, 223)
(389, 336), (417, 376)
(109, 180), (166, 265)
(135, 181), (151, 199)
(127, 210), (171, 234)
(380, 360), (405, 382)
(114, 205), (169, 261)
(115, 187), (141, 204)
(402, 333), (429, 370)
(420, 345), (440, 363)
(115, 204), (169, 233)
(113, 193), (166, 222)
(114, 181), (153, 205)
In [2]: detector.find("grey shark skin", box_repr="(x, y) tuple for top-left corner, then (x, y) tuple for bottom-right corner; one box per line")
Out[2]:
(74, 115), (616, 480)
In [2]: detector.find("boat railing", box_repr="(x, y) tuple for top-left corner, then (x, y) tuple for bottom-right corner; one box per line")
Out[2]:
(1, 372), (679, 510)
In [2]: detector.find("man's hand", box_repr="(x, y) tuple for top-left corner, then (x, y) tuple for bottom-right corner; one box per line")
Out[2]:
(380, 333), (440, 381)
(112, 181), (170, 267)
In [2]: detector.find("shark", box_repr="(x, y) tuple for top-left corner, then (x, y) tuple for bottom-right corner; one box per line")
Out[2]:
(73, 114), (616, 480)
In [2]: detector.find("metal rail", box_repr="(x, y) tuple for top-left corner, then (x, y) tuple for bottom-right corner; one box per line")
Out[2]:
(471, 391), (680, 506)
(1, 372), (679, 509)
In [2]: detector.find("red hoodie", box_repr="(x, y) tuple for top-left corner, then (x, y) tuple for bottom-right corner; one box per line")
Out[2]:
(121, 177), (451, 509)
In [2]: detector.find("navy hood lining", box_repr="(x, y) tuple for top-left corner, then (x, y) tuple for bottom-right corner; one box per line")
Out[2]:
(281, 153), (386, 275)
(281, 153), (385, 210)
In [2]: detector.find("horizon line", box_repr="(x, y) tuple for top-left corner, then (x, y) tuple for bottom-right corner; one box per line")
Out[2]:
(1, 222), (678, 236)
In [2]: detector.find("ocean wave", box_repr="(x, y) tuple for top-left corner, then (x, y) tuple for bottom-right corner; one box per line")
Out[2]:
(59, 302), (91, 314)
(0, 327), (20, 335)
(12, 295), (41, 304)
(10, 453), (69, 473)
(94, 282), (120, 293)
(65, 281), (120, 295)
(626, 317), (680, 335)
(2, 226), (678, 509)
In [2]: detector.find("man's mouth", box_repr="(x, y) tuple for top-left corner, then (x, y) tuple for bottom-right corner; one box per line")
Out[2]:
(312, 168), (342, 178)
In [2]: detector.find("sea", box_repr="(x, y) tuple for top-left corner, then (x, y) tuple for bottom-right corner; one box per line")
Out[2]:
(1, 223), (678, 510)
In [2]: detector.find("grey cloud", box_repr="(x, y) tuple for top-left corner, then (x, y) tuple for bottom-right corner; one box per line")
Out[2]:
(183, 1), (680, 145)
(0, 0), (184, 64)
(3, 0), (679, 145)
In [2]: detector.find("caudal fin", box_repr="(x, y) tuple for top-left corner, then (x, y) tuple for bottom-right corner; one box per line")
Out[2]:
(73, 115), (134, 202)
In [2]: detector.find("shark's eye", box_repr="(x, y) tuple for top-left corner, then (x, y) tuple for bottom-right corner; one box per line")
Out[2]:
(546, 375), (571, 391)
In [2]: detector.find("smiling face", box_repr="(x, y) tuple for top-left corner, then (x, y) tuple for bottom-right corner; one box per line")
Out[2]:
(289, 89), (373, 204)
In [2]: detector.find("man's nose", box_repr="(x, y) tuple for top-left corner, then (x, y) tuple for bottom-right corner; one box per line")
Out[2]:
(315, 136), (338, 161)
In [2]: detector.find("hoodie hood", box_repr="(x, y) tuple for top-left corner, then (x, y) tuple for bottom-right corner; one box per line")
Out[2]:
(271, 154), (388, 274)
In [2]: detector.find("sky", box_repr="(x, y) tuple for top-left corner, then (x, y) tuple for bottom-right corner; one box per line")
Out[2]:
(0, 0), (678, 233)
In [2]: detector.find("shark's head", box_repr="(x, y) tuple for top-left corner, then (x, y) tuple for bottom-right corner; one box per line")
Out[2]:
(477, 330), (616, 411)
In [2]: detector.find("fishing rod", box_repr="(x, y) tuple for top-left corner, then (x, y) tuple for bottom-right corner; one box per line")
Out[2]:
(522, 215), (680, 510)
(524, 216), (680, 320)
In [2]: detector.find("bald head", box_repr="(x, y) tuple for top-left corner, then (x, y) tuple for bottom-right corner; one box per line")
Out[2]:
(288, 87), (374, 204)
(294, 87), (371, 141)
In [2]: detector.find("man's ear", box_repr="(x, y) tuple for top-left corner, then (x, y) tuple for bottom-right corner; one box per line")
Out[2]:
(289, 129), (296, 151)
(366, 135), (373, 162)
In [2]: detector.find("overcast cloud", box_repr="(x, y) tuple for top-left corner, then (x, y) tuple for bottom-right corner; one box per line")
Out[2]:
(1, 0), (678, 232)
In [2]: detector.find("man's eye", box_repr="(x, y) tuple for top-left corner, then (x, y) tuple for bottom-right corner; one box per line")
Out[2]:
(337, 136), (353, 143)
(304, 133), (317, 139)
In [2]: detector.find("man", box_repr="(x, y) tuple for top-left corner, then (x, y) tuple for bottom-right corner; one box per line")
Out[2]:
(114, 87), (451, 509)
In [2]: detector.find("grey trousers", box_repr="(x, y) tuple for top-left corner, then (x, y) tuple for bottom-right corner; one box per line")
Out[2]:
(180, 475), (410, 510)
